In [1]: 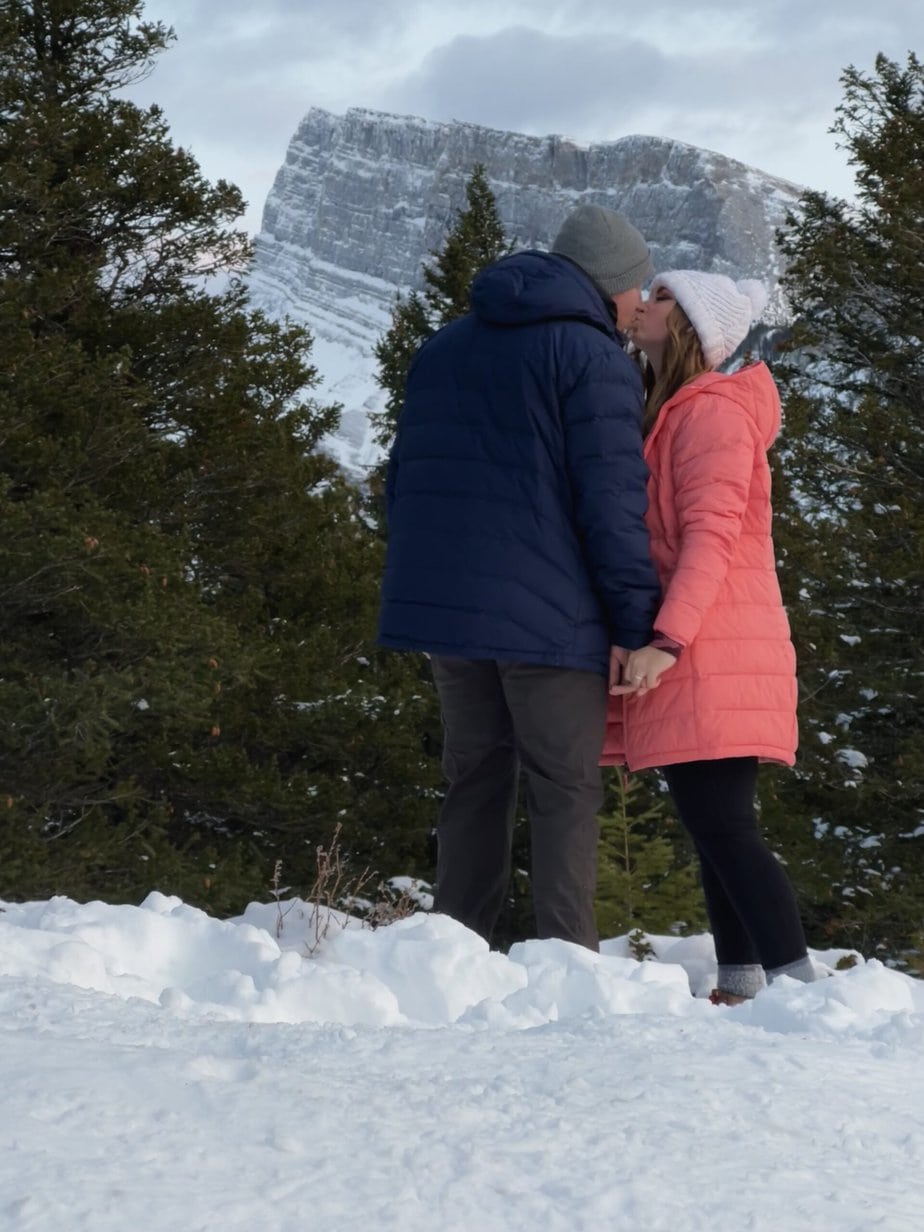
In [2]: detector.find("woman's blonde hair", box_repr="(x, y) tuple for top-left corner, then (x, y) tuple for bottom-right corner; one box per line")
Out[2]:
(641, 304), (710, 434)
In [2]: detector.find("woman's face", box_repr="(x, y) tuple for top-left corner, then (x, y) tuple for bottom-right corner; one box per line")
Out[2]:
(627, 284), (676, 352)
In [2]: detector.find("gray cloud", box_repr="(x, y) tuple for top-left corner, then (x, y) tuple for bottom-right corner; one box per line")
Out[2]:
(555, 0), (913, 42)
(383, 29), (669, 134)
(131, 0), (924, 229)
(382, 15), (923, 194)
(152, 0), (409, 48)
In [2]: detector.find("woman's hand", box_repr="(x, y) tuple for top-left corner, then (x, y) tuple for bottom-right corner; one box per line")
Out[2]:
(610, 645), (677, 695)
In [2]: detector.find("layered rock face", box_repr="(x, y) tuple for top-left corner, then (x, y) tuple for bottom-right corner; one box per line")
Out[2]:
(249, 107), (803, 473)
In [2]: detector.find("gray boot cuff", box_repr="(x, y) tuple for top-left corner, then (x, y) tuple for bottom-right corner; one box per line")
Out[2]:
(716, 963), (766, 999)
(766, 955), (817, 985)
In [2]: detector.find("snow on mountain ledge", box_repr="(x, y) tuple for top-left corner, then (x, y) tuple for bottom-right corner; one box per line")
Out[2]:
(248, 106), (805, 477)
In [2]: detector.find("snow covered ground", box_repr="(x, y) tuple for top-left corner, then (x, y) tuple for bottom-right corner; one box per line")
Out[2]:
(2, 893), (923, 1231)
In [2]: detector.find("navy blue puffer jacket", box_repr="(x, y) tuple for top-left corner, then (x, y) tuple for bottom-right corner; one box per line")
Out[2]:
(378, 251), (660, 674)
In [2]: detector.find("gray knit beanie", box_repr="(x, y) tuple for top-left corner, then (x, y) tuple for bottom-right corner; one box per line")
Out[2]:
(551, 204), (653, 296)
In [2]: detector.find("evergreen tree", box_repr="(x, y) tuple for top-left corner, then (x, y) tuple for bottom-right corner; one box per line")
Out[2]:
(418, 163), (509, 323)
(595, 772), (707, 941)
(768, 51), (924, 964)
(372, 164), (511, 458)
(0, 0), (434, 909)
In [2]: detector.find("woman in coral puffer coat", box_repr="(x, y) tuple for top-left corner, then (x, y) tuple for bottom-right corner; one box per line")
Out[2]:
(604, 270), (818, 1005)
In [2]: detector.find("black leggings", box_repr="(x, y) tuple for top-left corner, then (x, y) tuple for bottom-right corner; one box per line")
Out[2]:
(662, 757), (808, 971)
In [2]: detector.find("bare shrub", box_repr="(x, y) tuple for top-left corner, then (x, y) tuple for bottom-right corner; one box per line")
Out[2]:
(271, 824), (421, 956)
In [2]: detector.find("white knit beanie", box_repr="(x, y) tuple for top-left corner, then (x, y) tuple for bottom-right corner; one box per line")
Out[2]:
(650, 270), (768, 368)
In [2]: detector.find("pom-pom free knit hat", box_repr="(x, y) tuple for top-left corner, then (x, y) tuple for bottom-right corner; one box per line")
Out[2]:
(649, 270), (768, 368)
(551, 204), (654, 297)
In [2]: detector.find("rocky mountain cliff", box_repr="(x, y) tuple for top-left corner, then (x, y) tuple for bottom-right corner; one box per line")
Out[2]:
(248, 107), (804, 474)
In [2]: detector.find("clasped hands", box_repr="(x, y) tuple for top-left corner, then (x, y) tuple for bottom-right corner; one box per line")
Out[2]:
(609, 644), (677, 695)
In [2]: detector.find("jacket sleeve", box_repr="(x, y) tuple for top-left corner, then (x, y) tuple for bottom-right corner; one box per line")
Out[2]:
(561, 348), (661, 649)
(654, 397), (758, 647)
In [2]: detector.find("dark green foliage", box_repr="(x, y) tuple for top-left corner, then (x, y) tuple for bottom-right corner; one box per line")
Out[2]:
(595, 770), (708, 941)
(371, 164), (511, 460)
(769, 52), (924, 964)
(0, 1), (436, 908)
(372, 291), (431, 454)
(418, 163), (509, 323)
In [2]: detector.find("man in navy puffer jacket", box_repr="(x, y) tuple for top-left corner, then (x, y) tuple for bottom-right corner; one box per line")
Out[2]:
(379, 205), (661, 950)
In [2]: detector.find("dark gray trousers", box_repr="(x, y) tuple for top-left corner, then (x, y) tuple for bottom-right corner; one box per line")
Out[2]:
(429, 656), (609, 951)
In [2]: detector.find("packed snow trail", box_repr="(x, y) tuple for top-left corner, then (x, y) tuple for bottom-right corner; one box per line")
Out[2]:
(2, 895), (923, 1231)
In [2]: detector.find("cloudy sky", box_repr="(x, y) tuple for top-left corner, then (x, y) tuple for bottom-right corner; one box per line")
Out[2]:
(133, 0), (922, 235)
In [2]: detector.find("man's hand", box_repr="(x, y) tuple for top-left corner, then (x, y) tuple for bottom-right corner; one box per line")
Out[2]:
(609, 645), (629, 692)
(610, 645), (677, 695)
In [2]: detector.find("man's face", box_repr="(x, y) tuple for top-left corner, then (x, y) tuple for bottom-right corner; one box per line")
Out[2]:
(611, 286), (644, 333)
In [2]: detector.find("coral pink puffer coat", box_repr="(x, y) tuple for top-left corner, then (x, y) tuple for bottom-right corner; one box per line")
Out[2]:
(602, 362), (797, 771)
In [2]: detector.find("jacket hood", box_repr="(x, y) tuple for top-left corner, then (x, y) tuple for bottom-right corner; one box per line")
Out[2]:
(663, 363), (782, 449)
(470, 251), (618, 339)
